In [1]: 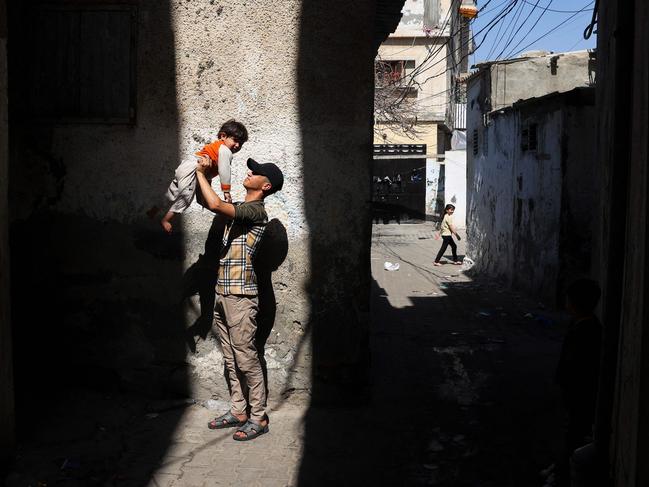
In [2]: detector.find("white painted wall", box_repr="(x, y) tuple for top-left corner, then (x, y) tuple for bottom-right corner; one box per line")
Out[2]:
(425, 158), (443, 219)
(467, 106), (563, 297)
(443, 150), (466, 228)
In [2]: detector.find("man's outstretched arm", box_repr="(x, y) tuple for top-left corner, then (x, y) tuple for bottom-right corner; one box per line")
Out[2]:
(196, 157), (236, 218)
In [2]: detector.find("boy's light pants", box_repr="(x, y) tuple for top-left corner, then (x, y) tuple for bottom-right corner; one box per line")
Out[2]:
(213, 294), (267, 422)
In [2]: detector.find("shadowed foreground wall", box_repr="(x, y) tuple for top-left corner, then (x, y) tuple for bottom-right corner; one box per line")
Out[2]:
(0, 0), (14, 468)
(298, 0), (374, 395)
(7, 0), (186, 418)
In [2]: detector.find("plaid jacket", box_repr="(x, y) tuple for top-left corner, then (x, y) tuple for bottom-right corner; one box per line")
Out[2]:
(216, 201), (267, 296)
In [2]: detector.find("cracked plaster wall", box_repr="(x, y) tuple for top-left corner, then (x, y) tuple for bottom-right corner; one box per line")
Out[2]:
(467, 96), (596, 301)
(9, 0), (373, 402)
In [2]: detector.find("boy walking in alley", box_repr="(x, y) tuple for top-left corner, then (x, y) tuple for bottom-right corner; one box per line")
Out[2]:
(433, 204), (462, 266)
(195, 155), (283, 441)
(156, 119), (248, 234)
(548, 278), (602, 486)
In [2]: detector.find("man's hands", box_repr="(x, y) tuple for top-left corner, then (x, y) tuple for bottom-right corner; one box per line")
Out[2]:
(197, 156), (232, 202)
(195, 156), (236, 218)
(196, 155), (212, 175)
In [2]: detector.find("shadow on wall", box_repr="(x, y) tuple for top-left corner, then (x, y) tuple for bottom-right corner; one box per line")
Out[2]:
(298, 271), (565, 485)
(6, 0), (193, 483)
(183, 216), (288, 392)
(296, 0), (374, 484)
(296, 0), (374, 404)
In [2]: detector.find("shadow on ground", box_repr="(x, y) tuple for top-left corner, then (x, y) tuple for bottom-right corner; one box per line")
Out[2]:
(298, 254), (566, 486)
(5, 1), (191, 485)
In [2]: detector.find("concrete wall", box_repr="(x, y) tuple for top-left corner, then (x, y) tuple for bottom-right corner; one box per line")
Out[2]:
(394, 0), (451, 35)
(8, 0), (375, 405)
(595, 1), (649, 484)
(0, 0), (14, 468)
(485, 50), (594, 111)
(467, 112), (519, 284)
(467, 101), (565, 299)
(375, 120), (439, 149)
(425, 157), (444, 218)
(442, 150), (466, 228)
(466, 51), (594, 171)
(467, 92), (597, 301)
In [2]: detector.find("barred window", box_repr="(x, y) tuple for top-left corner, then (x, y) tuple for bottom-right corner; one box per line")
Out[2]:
(521, 123), (538, 151)
(26, 3), (137, 123)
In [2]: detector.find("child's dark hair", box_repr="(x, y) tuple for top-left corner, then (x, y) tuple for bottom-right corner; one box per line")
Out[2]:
(565, 278), (601, 313)
(444, 204), (456, 213)
(219, 119), (248, 143)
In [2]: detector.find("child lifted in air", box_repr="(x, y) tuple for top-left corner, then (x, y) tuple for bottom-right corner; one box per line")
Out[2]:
(159, 119), (248, 234)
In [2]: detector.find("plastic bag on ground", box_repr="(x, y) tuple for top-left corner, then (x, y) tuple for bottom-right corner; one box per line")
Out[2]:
(384, 261), (400, 271)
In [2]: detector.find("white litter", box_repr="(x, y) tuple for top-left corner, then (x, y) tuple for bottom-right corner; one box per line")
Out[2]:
(202, 399), (230, 411)
(383, 261), (400, 271)
(461, 257), (475, 271)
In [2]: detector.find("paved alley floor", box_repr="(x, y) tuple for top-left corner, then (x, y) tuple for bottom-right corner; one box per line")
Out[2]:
(7, 223), (567, 487)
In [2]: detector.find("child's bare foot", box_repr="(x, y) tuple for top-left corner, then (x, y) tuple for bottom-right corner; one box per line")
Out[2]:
(433, 262), (442, 266)
(161, 220), (173, 234)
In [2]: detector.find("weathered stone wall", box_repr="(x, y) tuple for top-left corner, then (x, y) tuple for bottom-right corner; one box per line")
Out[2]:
(466, 91), (596, 302)
(9, 0), (374, 405)
(487, 50), (594, 111)
(467, 101), (564, 299)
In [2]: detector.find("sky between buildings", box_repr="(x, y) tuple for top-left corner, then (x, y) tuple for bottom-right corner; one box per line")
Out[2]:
(469, 0), (597, 66)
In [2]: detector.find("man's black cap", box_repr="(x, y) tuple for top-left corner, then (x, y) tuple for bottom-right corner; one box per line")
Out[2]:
(247, 158), (284, 193)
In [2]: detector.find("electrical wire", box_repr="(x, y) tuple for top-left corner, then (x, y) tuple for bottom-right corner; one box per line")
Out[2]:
(520, 0), (593, 13)
(499, 0), (556, 60)
(508, 7), (594, 57)
(414, 0), (520, 83)
(491, 0), (530, 60)
(583, 0), (598, 39)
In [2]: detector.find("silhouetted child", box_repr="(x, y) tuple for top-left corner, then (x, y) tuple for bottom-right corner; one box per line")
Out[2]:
(155, 119), (248, 233)
(551, 278), (602, 486)
(433, 203), (462, 266)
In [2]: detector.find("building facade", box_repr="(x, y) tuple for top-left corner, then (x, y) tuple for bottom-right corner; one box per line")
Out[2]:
(465, 50), (596, 296)
(373, 0), (470, 224)
(466, 88), (597, 301)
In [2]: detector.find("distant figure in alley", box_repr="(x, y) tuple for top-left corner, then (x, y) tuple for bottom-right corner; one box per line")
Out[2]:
(434, 203), (462, 266)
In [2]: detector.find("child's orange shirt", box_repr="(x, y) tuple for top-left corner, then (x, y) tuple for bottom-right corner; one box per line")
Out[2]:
(195, 140), (232, 191)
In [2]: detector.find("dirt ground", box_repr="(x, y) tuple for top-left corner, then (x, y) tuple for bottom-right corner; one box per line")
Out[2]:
(5, 223), (569, 486)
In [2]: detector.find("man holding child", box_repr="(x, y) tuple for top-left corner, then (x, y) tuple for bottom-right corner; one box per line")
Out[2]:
(195, 155), (283, 442)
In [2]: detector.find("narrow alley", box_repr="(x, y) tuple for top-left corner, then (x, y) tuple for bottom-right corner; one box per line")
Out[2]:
(8, 223), (567, 487)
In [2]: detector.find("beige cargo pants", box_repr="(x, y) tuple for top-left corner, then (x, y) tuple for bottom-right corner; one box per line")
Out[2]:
(213, 294), (267, 422)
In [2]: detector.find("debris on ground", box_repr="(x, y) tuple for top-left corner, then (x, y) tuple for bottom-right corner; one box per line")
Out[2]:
(383, 261), (400, 271)
(202, 398), (230, 411)
(461, 257), (475, 271)
(427, 439), (445, 452)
